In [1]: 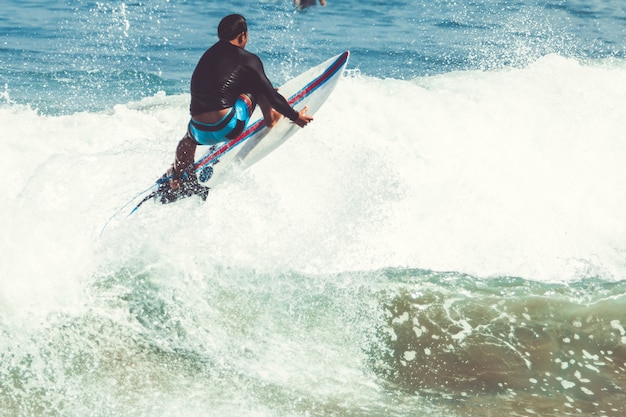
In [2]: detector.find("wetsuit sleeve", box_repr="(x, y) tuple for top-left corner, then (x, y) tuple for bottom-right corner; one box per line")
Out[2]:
(248, 56), (300, 122)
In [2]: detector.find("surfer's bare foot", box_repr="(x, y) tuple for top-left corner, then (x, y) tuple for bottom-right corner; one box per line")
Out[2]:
(167, 165), (181, 191)
(264, 109), (282, 128)
(169, 179), (180, 191)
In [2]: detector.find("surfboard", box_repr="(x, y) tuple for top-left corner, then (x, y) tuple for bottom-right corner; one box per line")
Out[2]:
(106, 51), (349, 225)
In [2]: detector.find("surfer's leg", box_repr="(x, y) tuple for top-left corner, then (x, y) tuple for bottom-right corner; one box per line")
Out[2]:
(234, 92), (279, 128)
(258, 93), (282, 128)
(170, 133), (197, 190)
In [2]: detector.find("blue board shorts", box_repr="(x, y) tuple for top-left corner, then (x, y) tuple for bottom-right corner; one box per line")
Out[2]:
(187, 94), (255, 146)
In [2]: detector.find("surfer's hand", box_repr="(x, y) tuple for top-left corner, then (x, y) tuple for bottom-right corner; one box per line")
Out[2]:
(294, 106), (313, 127)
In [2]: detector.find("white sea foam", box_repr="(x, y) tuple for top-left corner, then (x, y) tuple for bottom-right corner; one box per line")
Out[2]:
(2, 56), (626, 323)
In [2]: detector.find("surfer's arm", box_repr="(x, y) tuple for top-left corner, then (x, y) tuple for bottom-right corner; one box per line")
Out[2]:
(258, 76), (313, 127)
(249, 57), (300, 122)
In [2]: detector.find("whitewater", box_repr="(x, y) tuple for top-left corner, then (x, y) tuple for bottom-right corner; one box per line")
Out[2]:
(2, 1), (626, 416)
(4, 56), (626, 281)
(2, 55), (626, 415)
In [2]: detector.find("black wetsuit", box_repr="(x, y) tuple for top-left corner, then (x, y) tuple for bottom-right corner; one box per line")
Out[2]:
(190, 40), (299, 122)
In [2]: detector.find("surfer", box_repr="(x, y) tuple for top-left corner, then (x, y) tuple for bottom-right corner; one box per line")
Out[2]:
(295, 0), (327, 8)
(169, 14), (313, 190)
(296, 0), (327, 7)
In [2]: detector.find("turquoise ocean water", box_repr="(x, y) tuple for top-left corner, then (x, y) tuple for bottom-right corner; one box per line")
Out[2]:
(2, 1), (626, 416)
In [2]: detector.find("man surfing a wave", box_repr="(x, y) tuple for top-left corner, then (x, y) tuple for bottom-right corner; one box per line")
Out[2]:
(169, 14), (313, 191)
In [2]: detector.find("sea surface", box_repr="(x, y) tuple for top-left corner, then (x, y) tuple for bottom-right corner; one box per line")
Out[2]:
(2, 1), (626, 416)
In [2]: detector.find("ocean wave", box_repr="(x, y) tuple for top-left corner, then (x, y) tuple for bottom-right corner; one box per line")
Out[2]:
(0, 67), (179, 115)
(1, 55), (626, 416)
(2, 55), (626, 280)
(370, 269), (626, 410)
(2, 262), (625, 416)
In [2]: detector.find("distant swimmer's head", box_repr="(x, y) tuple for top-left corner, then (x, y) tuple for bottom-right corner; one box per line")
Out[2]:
(218, 14), (248, 42)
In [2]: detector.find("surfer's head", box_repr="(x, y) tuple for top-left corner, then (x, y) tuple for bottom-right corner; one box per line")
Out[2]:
(218, 14), (248, 42)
